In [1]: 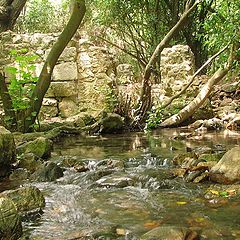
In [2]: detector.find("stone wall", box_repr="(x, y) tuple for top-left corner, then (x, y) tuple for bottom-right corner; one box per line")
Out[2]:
(0, 31), (198, 123)
(0, 31), (117, 121)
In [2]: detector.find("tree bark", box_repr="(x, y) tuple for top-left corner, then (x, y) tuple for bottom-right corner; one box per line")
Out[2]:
(24, 0), (86, 132)
(160, 45), (236, 127)
(0, 72), (17, 130)
(0, 0), (27, 32)
(132, 0), (201, 126)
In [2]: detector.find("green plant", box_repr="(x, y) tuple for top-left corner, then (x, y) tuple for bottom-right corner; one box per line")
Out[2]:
(202, 0), (240, 72)
(6, 49), (39, 111)
(94, 79), (118, 112)
(146, 98), (187, 129)
(16, 0), (70, 33)
(146, 107), (164, 129)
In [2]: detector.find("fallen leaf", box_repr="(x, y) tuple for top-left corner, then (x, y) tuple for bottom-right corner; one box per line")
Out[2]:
(116, 228), (126, 235)
(226, 189), (236, 196)
(209, 190), (219, 195)
(194, 217), (205, 223)
(176, 201), (187, 205)
(219, 191), (228, 197)
(144, 220), (163, 229)
(95, 208), (105, 214)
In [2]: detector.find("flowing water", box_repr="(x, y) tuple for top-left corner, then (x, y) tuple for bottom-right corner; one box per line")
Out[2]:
(19, 129), (240, 239)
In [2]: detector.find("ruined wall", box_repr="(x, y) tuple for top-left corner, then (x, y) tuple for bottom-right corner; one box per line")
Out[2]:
(0, 31), (198, 123)
(0, 31), (116, 121)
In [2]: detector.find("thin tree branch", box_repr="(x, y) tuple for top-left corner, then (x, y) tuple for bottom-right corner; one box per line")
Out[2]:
(160, 44), (237, 127)
(97, 35), (147, 67)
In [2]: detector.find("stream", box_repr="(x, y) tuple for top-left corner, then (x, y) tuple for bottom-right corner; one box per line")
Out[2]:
(20, 129), (240, 239)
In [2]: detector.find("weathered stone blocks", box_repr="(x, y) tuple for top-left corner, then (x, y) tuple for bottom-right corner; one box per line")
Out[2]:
(46, 81), (78, 97)
(52, 62), (78, 81)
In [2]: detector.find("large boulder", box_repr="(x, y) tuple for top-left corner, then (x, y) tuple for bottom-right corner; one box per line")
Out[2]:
(210, 147), (240, 184)
(0, 197), (22, 240)
(0, 126), (16, 178)
(140, 226), (197, 240)
(1, 186), (45, 213)
(18, 153), (43, 173)
(17, 137), (53, 159)
(100, 113), (124, 134)
(30, 162), (64, 182)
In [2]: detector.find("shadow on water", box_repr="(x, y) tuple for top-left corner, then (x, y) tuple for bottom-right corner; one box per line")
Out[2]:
(21, 128), (240, 239)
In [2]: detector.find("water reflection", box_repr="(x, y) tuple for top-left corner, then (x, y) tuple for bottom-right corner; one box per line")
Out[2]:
(22, 129), (240, 239)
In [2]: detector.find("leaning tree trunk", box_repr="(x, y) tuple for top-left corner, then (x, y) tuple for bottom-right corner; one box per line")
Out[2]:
(132, 0), (202, 127)
(23, 0), (86, 132)
(160, 45), (236, 127)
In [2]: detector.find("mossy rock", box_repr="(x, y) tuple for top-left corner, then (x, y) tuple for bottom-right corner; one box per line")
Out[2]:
(18, 153), (43, 173)
(100, 113), (124, 133)
(30, 162), (63, 182)
(172, 152), (197, 166)
(1, 186), (45, 213)
(0, 197), (22, 240)
(199, 152), (224, 162)
(140, 226), (190, 240)
(0, 126), (16, 177)
(17, 137), (53, 159)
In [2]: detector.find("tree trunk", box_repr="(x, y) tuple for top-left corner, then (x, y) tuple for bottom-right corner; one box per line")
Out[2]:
(132, 0), (201, 126)
(160, 45), (236, 127)
(23, 0), (86, 132)
(0, 0), (27, 32)
(0, 0), (86, 132)
(0, 73), (17, 130)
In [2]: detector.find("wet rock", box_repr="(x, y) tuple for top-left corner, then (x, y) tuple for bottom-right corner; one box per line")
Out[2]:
(86, 169), (114, 181)
(65, 114), (86, 128)
(192, 146), (213, 155)
(185, 170), (204, 182)
(1, 186), (45, 214)
(17, 137), (53, 159)
(209, 147), (240, 184)
(201, 118), (224, 130)
(173, 152), (197, 166)
(140, 226), (198, 240)
(9, 168), (30, 181)
(172, 168), (187, 178)
(74, 165), (89, 173)
(226, 114), (240, 130)
(193, 172), (209, 183)
(94, 159), (125, 169)
(60, 156), (84, 168)
(96, 174), (134, 188)
(195, 161), (217, 171)
(0, 126), (16, 178)
(201, 228), (229, 239)
(18, 153), (43, 173)
(188, 120), (204, 129)
(100, 113), (124, 133)
(181, 157), (202, 169)
(31, 162), (63, 182)
(198, 153), (224, 162)
(0, 197), (22, 240)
